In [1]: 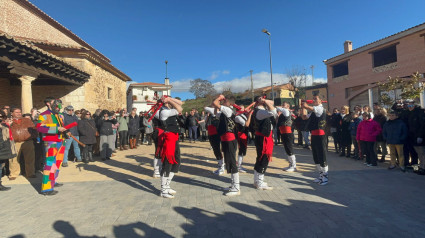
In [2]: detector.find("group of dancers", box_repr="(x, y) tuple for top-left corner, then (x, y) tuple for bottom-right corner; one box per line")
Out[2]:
(151, 93), (329, 198)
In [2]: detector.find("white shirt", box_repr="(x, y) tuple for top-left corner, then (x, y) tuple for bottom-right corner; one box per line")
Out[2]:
(276, 107), (290, 117)
(154, 107), (178, 121)
(220, 105), (233, 118)
(306, 104), (324, 118)
(204, 106), (215, 116)
(255, 106), (277, 120)
(235, 114), (247, 127)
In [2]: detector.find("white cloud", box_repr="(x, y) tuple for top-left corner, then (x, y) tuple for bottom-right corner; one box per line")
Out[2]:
(209, 70), (230, 80)
(170, 78), (192, 92)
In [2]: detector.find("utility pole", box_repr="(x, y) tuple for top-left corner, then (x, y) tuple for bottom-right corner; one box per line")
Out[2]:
(310, 65), (315, 85)
(250, 70), (254, 102)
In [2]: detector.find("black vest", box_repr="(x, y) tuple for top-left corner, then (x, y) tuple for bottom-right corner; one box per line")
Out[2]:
(206, 114), (219, 128)
(277, 111), (292, 128)
(158, 108), (180, 133)
(217, 112), (236, 136)
(306, 108), (327, 131)
(253, 108), (272, 136)
(236, 114), (249, 134)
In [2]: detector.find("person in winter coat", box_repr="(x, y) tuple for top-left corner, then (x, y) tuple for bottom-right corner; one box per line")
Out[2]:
(329, 108), (341, 153)
(199, 111), (207, 142)
(405, 102), (424, 167)
(356, 112), (382, 166)
(63, 105), (81, 166)
(128, 110), (140, 149)
(78, 111), (97, 163)
(0, 116), (16, 191)
(117, 110), (129, 150)
(373, 108), (388, 162)
(383, 111), (408, 171)
(97, 110), (117, 161)
(338, 105), (352, 158)
(143, 114), (154, 145)
(348, 112), (362, 160)
(138, 111), (146, 144)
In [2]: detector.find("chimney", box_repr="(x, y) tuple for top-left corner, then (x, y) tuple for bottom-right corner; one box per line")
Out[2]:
(164, 77), (169, 85)
(344, 40), (352, 53)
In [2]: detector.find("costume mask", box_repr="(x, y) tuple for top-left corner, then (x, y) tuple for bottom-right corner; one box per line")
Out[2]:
(51, 99), (62, 114)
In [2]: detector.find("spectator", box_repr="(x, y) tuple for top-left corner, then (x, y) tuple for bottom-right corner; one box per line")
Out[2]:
(357, 112), (382, 167)
(117, 110), (129, 150)
(338, 105), (352, 158)
(373, 108), (388, 162)
(128, 109), (140, 149)
(199, 111), (207, 142)
(78, 111), (97, 163)
(363, 105), (374, 119)
(184, 111), (189, 138)
(30, 108), (43, 171)
(329, 108), (340, 153)
(143, 113), (153, 145)
(1, 105), (10, 118)
(139, 112), (146, 144)
(293, 109), (304, 146)
(75, 110), (82, 120)
(300, 110), (310, 149)
(92, 109), (102, 156)
(0, 115), (16, 191)
(186, 109), (199, 143)
(383, 111), (408, 172)
(348, 111), (362, 160)
(63, 106), (82, 166)
(97, 110), (117, 161)
(110, 113), (119, 155)
(405, 100), (423, 168)
(9, 108), (37, 178)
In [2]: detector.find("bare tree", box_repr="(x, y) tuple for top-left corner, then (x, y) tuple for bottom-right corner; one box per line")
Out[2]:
(189, 78), (217, 98)
(287, 66), (308, 102)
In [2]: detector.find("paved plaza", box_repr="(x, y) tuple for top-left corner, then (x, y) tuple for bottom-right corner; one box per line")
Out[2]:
(2, 139), (425, 238)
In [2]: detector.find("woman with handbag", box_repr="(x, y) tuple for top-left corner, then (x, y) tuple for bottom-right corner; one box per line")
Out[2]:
(78, 111), (97, 163)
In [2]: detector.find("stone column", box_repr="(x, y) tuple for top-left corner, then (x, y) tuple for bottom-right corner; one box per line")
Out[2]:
(19, 75), (36, 113)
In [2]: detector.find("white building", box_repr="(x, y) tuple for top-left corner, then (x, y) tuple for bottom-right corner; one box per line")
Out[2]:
(126, 80), (172, 112)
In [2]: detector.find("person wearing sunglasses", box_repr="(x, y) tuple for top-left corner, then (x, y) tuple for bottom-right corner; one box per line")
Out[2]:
(78, 111), (97, 163)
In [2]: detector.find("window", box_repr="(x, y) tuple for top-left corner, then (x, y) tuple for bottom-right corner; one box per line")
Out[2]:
(332, 61), (348, 78)
(373, 45), (397, 67)
(107, 87), (112, 99)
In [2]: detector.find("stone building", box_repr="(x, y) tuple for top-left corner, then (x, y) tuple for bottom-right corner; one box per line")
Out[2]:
(0, 0), (131, 113)
(324, 23), (425, 110)
(127, 80), (172, 113)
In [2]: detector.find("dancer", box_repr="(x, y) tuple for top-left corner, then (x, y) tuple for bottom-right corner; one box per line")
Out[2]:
(277, 102), (297, 172)
(301, 95), (328, 185)
(154, 96), (183, 198)
(252, 96), (277, 190)
(235, 105), (252, 173)
(213, 94), (240, 196)
(204, 106), (224, 175)
(151, 110), (162, 178)
(37, 97), (72, 195)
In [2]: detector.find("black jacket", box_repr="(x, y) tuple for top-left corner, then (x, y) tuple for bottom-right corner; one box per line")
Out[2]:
(97, 117), (117, 136)
(78, 118), (97, 144)
(63, 113), (79, 136)
(128, 115), (140, 136)
(373, 114), (387, 142)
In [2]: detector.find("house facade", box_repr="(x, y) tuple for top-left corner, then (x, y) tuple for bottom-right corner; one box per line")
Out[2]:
(324, 23), (425, 110)
(127, 81), (172, 112)
(0, 0), (131, 113)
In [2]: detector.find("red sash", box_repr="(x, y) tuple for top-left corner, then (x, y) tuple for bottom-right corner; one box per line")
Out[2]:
(161, 132), (179, 164)
(155, 128), (165, 157)
(279, 125), (292, 134)
(207, 125), (218, 136)
(237, 131), (247, 148)
(255, 131), (273, 161)
(220, 132), (236, 141)
(311, 129), (325, 136)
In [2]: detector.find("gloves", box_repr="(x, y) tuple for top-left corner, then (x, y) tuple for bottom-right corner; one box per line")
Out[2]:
(417, 138), (423, 144)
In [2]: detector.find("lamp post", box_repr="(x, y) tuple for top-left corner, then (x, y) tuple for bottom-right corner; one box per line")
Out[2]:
(262, 28), (274, 102)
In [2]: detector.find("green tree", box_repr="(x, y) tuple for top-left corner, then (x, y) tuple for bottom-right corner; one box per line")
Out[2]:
(378, 72), (425, 107)
(189, 78), (217, 99)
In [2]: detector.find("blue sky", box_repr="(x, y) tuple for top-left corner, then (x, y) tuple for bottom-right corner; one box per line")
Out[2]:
(31, 0), (425, 100)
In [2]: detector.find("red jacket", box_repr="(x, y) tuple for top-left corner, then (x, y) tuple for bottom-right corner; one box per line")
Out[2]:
(356, 119), (382, 142)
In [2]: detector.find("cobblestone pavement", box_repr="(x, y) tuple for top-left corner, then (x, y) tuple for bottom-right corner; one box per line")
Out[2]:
(2, 139), (425, 238)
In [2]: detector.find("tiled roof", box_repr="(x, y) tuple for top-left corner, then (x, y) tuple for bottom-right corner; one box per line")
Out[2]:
(325, 22), (425, 64)
(0, 32), (90, 84)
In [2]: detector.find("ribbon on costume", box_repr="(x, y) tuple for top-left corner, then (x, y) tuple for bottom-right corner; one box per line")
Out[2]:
(237, 131), (247, 148)
(255, 131), (273, 161)
(161, 132), (179, 164)
(155, 128), (165, 158)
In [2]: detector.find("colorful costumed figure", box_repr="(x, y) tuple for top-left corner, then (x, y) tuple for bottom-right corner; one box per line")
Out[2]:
(37, 98), (75, 195)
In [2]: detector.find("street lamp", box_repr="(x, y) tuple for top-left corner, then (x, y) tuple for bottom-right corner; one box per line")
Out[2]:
(262, 28), (274, 102)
